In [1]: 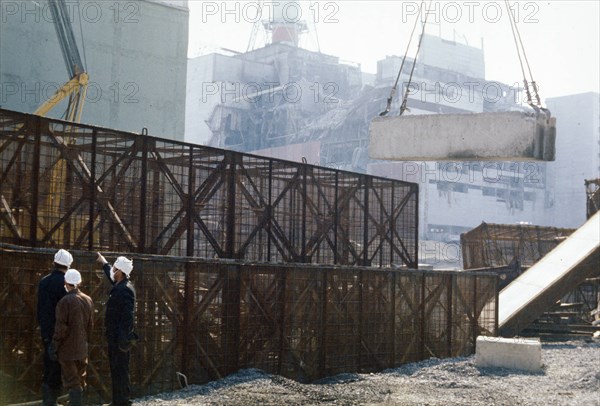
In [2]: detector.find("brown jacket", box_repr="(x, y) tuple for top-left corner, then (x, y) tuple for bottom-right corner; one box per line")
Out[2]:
(52, 289), (94, 361)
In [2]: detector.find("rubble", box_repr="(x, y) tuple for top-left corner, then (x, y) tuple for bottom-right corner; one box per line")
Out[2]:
(132, 340), (599, 406)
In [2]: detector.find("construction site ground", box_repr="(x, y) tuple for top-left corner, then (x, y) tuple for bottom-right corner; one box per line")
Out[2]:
(131, 339), (599, 406)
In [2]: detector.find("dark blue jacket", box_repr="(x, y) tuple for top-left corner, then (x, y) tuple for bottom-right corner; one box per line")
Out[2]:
(103, 263), (136, 349)
(37, 269), (67, 343)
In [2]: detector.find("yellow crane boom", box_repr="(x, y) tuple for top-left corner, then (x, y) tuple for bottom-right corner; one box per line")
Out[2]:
(33, 72), (88, 123)
(36, 0), (88, 123)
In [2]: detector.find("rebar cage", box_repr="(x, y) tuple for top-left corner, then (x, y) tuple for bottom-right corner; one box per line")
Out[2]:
(0, 109), (418, 267)
(460, 222), (575, 269)
(0, 247), (498, 404)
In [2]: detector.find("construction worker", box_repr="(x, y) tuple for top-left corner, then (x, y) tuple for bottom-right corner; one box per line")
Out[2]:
(96, 252), (138, 406)
(37, 248), (73, 406)
(49, 269), (94, 406)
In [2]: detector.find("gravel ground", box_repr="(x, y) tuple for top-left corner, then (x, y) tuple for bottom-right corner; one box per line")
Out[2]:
(133, 340), (600, 406)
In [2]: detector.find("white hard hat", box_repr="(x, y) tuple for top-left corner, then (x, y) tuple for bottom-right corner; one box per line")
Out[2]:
(64, 269), (82, 285)
(54, 249), (73, 267)
(113, 256), (133, 276)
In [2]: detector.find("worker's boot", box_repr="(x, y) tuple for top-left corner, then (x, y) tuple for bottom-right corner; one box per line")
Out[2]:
(41, 383), (58, 406)
(68, 388), (83, 406)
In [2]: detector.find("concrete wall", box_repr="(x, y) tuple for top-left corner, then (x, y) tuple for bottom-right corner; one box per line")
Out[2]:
(0, 0), (188, 140)
(376, 56), (486, 113)
(185, 54), (217, 145)
(149, 0), (188, 8)
(546, 92), (600, 228)
(420, 33), (485, 79)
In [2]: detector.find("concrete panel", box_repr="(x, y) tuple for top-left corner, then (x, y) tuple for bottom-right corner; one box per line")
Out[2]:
(369, 111), (556, 161)
(476, 336), (542, 372)
(546, 93), (600, 228)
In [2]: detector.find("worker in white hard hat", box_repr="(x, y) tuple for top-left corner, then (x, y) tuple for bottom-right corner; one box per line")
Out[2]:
(37, 248), (74, 406)
(49, 269), (94, 406)
(96, 252), (138, 406)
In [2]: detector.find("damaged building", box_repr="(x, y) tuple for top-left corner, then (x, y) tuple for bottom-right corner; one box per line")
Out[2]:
(186, 15), (545, 251)
(184, 7), (561, 253)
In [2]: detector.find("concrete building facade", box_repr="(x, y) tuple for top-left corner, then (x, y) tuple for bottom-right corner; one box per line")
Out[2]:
(546, 92), (600, 228)
(0, 0), (188, 139)
(185, 43), (362, 149)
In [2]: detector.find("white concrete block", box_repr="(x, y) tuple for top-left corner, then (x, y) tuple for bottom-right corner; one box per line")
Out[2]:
(475, 336), (542, 372)
(369, 111), (556, 161)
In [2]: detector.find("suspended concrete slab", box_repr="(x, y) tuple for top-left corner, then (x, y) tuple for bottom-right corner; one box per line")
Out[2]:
(369, 110), (556, 161)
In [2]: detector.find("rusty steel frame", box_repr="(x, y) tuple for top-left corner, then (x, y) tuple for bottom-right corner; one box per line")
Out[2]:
(460, 222), (576, 270)
(0, 247), (498, 405)
(585, 178), (600, 219)
(0, 109), (418, 268)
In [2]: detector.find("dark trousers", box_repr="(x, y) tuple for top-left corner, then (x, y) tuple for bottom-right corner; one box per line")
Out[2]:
(43, 342), (62, 389)
(108, 345), (132, 406)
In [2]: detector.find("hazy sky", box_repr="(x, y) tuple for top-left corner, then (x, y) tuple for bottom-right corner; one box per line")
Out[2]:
(188, 0), (599, 100)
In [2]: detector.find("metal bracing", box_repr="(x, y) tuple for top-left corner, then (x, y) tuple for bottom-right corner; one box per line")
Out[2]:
(0, 109), (418, 268)
(461, 222), (575, 270)
(585, 178), (600, 219)
(0, 248), (498, 405)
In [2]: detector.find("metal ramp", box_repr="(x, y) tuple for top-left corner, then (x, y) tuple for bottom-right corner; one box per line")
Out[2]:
(498, 212), (600, 336)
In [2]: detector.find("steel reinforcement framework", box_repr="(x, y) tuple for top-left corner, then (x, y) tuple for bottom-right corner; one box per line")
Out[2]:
(1, 110), (498, 404)
(0, 247), (498, 404)
(0, 109), (418, 268)
(461, 222), (576, 270)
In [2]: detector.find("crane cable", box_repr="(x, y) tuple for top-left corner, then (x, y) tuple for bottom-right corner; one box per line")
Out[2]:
(72, 2), (88, 123)
(48, 0), (88, 121)
(399, 1), (431, 116)
(379, 0), (430, 116)
(77, 3), (88, 73)
(504, 0), (542, 109)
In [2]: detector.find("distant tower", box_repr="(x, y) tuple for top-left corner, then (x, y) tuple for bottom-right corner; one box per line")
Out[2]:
(247, 0), (319, 52)
(264, 0), (308, 46)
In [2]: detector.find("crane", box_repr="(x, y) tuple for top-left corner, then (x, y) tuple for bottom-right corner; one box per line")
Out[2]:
(31, 0), (89, 246)
(34, 0), (88, 123)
